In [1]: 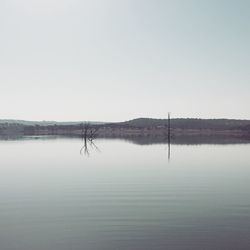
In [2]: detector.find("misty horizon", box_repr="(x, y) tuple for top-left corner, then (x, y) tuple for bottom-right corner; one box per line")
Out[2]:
(1, 115), (250, 124)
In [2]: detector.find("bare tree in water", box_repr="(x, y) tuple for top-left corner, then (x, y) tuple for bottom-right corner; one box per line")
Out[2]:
(80, 122), (100, 156)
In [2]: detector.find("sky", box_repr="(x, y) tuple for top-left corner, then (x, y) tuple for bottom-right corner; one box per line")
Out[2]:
(0, 0), (249, 122)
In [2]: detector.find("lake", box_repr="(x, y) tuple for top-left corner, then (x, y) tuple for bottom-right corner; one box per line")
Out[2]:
(0, 137), (250, 250)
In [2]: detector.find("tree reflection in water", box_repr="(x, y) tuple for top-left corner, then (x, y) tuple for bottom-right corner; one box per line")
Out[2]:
(80, 137), (100, 156)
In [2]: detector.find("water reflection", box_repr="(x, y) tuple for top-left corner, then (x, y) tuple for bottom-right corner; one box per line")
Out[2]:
(108, 135), (250, 145)
(1, 137), (250, 250)
(1, 134), (250, 145)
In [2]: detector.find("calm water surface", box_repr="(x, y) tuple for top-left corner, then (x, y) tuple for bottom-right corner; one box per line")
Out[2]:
(0, 138), (250, 250)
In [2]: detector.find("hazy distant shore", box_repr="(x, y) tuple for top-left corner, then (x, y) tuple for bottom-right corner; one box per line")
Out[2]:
(24, 127), (250, 138)
(1, 118), (250, 141)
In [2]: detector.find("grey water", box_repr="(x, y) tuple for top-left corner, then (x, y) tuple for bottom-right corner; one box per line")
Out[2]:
(0, 137), (250, 250)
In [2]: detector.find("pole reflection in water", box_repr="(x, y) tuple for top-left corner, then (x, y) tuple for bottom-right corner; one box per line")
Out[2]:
(168, 141), (171, 162)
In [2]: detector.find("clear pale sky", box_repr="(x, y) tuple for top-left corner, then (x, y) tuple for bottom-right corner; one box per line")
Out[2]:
(0, 0), (249, 122)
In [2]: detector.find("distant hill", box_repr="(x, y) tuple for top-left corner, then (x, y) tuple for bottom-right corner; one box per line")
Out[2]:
(120, 118), (250, 130)
(1, 118), (250, 130)
(0, 119), (105, 126)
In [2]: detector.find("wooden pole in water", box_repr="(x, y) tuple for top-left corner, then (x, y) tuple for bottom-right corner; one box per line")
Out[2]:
(168, 112), (171, 161)
(168, 112), (171, 143)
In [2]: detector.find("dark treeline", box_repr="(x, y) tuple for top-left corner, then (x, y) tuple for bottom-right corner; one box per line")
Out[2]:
(1, 118), (250, 137)
(120, 118), (250, 130)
